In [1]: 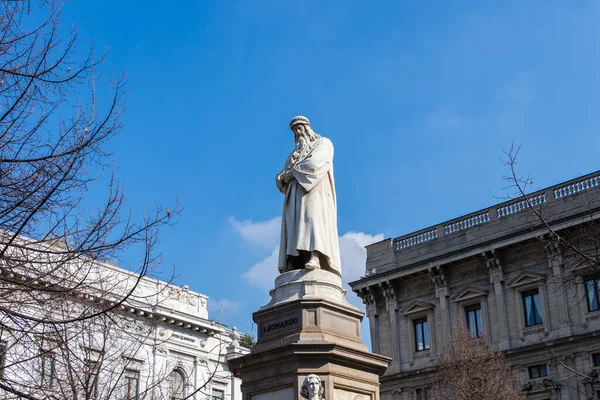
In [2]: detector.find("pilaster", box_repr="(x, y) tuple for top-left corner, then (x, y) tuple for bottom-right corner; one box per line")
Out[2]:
(360, 286), (380, 354)
(381, 281), (400, 371)
(545, 240), (571, 336)
(485, 250), (509, 350)
(429, 266), (450, 343)
(193, 356), (199, 400)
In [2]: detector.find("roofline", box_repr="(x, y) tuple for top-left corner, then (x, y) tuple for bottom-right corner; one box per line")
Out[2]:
(365, 169), (600, 250)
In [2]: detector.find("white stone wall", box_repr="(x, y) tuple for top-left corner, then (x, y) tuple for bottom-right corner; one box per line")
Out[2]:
(0, 260), (248, 400)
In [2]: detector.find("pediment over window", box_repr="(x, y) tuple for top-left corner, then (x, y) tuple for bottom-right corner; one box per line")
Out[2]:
(507, 271), (546, 289)
(451, 287), (488, 303)
(401, 300), (435, 316)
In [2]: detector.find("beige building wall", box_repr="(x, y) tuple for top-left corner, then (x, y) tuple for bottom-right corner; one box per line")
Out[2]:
(350, 171), (600, 400)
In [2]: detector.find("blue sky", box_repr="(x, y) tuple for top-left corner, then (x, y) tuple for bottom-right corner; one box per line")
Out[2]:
(62, 1), (600, 342)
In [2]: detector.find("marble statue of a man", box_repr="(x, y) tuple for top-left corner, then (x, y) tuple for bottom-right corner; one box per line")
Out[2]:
(300, 374), (324, 400)
(276, 116), (341, 276)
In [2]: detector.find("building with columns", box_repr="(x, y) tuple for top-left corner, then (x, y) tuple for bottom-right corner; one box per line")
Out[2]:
(349, 170), (600, 400)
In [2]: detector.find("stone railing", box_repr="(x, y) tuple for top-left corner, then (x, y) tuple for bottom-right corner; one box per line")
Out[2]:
(395, 228), (438, 251)
(393, 170), (600, 252)
(496, 193), (547, 218)
(553, 173), (600, 199)
(443, 210), (491, 234)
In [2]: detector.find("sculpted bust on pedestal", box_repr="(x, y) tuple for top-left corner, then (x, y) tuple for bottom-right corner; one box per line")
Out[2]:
(276, 116), (341, 277)
(300, 374), (324, 400)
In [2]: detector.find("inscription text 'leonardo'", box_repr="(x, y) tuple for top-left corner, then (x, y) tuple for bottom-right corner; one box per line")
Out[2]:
(263, 317), (299, 333)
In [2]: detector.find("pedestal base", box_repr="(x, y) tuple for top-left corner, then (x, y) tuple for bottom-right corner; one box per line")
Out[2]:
(228, 270), (390, 399)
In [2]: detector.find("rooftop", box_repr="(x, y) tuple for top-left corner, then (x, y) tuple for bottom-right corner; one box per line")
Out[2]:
(351, 169), (600, 288)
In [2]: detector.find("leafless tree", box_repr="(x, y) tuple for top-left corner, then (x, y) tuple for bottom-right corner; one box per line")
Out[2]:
(500, 143), (600, 398)
(500, 143), (600, 281)
(436, 323), (525, 400)
(0, 1), (227, 399)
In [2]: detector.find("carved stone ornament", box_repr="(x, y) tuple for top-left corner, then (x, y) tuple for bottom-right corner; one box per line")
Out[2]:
(168, 285), (198, 306)
(123, 318), (151, 335)
(196, 356), (208, 365)
(428, 266), (445, 288)
(484, 250), (501, 271)
(229, 327), (240, 346)
(300, 374), (325, 400)
(379, 281), (396, 302)
(358, 287), (375, 306)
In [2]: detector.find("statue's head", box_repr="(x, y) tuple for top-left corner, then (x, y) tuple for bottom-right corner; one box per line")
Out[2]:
(290, 115), (310, 130)
(289, 116), (320, 147)
(300, 374), (324, 399)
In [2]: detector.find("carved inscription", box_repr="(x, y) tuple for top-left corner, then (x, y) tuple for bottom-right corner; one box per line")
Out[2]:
(171, 332), (197, 345)
(262, 317), (299, 333)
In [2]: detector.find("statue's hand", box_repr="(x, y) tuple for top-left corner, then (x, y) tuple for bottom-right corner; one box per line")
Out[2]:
(283, 169), (294, 183)
(276, 173), (285, 192)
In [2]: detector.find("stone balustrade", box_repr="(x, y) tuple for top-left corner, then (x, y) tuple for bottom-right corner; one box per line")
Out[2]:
(443, 210), (491, 234)
(395, 228), (438, 251)
(391, 170), (600, 253)
(553, 172), (600, 199)
(496, 193), (547, 218)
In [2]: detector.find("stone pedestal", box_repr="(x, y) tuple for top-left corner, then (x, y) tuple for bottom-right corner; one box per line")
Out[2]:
(228, 270), (390, 399)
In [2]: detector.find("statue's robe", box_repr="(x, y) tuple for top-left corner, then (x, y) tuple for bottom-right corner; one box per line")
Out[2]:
(278, 137), (341, 276)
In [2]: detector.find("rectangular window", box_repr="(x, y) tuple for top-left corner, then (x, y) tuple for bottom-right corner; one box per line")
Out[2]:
(528, 364), (548, 379)
(415, 387), (431, 400)
(522, 289), (543, 326)
(586, 279), (600, 312)
(592, 353), (600, 367)
(212, 389), (225, 400)
(40, 353), (54, 386)
(125, 370), (139, 400)
(414, 318), (429, 352)
(465, 304), (483, 338)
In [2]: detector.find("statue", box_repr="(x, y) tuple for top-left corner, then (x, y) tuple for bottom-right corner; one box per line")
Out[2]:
(276, 116), (341, 277)
(300, 374), (325, 400)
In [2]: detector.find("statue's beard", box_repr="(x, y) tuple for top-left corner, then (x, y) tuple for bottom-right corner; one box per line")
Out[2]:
(289, 133), (310, 165)
(284, 129), (318, 172)
(295, 134), (308, 152)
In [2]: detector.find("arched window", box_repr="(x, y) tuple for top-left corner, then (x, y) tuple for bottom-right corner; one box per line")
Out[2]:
(169, 369), (185, 400)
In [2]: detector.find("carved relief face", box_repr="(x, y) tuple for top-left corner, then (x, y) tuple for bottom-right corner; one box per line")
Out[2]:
(307, 376), (320, 396)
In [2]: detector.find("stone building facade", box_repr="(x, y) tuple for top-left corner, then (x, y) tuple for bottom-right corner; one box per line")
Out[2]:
(349, 170), (600, 400)
(0, 257), (247, 400)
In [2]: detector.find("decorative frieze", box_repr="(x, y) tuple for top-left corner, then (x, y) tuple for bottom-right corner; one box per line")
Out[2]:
(400, 275), (433, 298)
(502, 241), (546, 267)
(168, 285), (200, 306)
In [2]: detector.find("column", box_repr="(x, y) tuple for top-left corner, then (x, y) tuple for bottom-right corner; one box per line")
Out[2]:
(193, 356), (199, 400)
